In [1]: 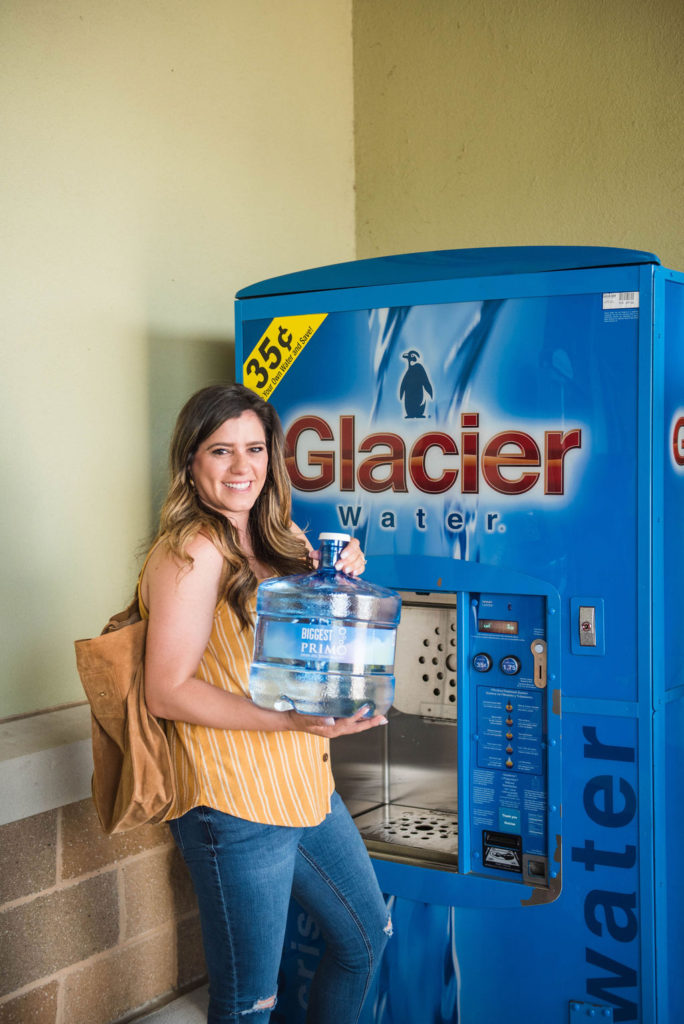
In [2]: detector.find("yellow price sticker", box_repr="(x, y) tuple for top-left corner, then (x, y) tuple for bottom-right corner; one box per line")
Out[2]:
(243, 314), (328, 400)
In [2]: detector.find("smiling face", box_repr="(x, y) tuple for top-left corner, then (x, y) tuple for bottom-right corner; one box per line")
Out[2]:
(190, 411), (269, 529)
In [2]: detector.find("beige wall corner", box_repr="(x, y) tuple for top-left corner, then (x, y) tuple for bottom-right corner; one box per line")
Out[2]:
(352, 0), (684, 271)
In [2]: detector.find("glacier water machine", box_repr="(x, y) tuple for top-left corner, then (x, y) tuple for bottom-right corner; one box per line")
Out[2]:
(234, 247), (684, 1024)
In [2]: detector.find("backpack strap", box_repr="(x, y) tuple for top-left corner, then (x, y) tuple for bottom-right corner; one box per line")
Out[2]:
(136, 537), (166, 620)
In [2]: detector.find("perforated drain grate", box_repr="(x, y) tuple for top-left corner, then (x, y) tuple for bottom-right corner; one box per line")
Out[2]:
(353, 804), (458, 864)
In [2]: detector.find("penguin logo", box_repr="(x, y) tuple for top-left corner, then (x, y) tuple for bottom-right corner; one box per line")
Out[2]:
(399, 350), (433, 418)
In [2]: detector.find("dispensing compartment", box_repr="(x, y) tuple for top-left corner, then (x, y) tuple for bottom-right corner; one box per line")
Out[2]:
(333, 587), (555, 887)
(332, 591), (459, 871)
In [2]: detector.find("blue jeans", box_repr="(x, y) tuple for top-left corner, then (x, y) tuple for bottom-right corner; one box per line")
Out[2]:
(169, 791), (391, 1023)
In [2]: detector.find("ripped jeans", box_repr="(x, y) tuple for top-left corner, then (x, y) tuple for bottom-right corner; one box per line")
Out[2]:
(169, 791), (391, 1024)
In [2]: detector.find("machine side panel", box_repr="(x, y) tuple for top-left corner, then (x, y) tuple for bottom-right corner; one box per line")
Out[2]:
(659, 699), (684, 1019)
(659, 275), (684, 696)
(654, 274), (684, 1022)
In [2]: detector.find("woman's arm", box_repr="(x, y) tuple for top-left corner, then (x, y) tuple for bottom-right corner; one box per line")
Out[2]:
(143, 533), (383, 738)
(143, 534), (286, 729)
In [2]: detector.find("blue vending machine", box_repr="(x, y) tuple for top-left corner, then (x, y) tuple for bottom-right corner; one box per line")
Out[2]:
(234, 247), (684, 1024)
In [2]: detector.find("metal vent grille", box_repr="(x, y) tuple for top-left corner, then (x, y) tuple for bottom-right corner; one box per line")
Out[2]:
(393, 593), (458, 719)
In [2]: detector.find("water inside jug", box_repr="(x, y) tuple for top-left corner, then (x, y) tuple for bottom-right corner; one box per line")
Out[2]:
(249, 533), (401, 717)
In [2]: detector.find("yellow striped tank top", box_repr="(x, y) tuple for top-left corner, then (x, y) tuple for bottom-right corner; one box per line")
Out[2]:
(139, 551), (333, 827)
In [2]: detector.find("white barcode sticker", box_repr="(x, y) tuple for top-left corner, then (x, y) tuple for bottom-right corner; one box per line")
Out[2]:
(603, 291), (640, 310)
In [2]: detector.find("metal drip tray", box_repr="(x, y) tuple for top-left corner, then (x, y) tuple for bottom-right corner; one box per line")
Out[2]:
(353, 804), (459, 869)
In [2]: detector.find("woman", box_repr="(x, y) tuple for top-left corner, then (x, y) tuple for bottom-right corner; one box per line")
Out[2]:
(140, 383), (391, 1024)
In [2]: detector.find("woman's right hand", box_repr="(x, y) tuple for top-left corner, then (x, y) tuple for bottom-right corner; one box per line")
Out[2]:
(285, 705), (388, 738)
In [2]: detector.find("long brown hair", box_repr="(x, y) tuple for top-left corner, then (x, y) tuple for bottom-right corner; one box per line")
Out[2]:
(156, 383), (309, 628)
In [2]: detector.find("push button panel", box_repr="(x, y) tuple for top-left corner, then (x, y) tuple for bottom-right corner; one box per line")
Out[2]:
(469, 593), (545, 686)
(473, 652), (493, 673)
(468, 592), (549, 886)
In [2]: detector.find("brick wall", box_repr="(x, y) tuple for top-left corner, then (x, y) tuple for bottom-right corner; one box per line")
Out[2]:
(0, 798), (206, 1024)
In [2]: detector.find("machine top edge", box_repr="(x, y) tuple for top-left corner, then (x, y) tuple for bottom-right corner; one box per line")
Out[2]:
(235, 245), (660, 299)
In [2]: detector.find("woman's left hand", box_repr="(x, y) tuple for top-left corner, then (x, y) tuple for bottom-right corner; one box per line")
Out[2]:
(337, 536), (366, 576)
(287, 704), (387, 738)
(310, 536), (366, 576)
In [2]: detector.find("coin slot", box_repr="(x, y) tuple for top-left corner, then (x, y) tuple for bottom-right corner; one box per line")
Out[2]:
(530, 639), (547, 689)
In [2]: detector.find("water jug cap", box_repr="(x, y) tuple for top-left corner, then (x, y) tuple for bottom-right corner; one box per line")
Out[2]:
(318, 532), (351, 542)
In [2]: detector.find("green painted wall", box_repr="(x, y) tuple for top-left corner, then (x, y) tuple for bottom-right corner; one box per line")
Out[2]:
(353, 0), (684, 270)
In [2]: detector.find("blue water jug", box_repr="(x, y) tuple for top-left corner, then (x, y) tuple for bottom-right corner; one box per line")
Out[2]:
(249, 533), (401, 717)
